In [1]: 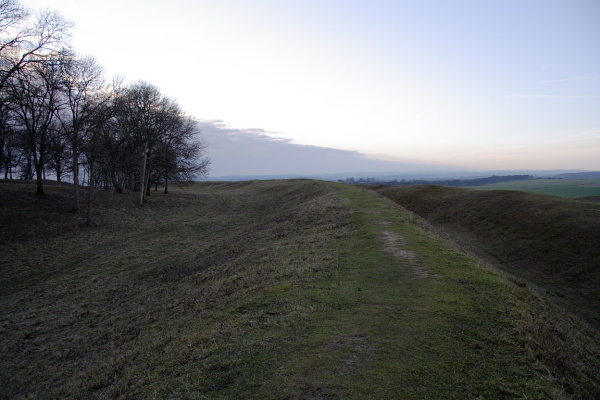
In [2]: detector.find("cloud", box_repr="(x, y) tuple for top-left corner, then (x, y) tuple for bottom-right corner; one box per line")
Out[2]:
(541, 75), (600, 84)
(197, 120), (448, 177)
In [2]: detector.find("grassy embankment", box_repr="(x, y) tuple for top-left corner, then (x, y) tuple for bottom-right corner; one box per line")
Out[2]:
(372, 184), (600, 330)
(468, 178), (600, 198)
(1, 180), (599, 399)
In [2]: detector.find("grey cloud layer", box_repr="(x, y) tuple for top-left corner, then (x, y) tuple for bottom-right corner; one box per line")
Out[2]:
(198, 120), (445, 177)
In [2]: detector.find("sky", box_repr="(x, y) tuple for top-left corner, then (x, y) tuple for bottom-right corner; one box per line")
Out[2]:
(20, 0), (600, 176)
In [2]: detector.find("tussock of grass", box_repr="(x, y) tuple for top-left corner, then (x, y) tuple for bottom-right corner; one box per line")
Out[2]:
(1, 180), (599, 399)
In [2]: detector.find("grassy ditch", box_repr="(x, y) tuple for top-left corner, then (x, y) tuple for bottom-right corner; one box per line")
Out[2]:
(371, 184), (600, 330)
(1, 180), (599, 399)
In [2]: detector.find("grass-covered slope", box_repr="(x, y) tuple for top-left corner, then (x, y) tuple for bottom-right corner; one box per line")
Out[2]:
(372, 184), (600, 330)
(1, 180), (599, 399)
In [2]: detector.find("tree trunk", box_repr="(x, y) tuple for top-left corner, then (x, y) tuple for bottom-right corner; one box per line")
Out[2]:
(86, 158), (95, 226)
(0, 135), (5, 176)
(137, 142), (148, 206)
(145, 171), (152, 196)
(24, 150), (33, 179)
(110, 166), (122, 193)
(35, 167), (44, 195)
(164, 178), (169, 194)
(32, 148), (44, 196)
(145, 156), (152, 197)
(72, 151), (79, 212)
(3, 146), (9, 179)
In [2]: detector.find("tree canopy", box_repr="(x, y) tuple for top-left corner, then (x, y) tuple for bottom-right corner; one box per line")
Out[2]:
(0, 0), (211, 214)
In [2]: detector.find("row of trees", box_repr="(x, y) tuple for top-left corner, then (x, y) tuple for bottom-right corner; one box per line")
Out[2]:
(0, 0), (210, 218)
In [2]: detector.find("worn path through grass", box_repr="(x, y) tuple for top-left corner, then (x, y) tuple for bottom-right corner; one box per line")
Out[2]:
(1, 180), (599, 399)
(278, 184), (599, 399)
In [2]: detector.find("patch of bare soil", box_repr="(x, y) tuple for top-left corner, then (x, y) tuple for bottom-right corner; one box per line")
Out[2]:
(380, 230), (430, 278)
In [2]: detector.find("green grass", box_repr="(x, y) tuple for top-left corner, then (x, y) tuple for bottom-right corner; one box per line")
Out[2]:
(372, 184), (600, 330)
(468, 178), (600, 198)
(1, 180), (599, 399)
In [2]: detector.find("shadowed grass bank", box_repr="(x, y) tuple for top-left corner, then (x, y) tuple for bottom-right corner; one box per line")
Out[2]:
(371, 184), (600, 331)
(1, 180), (599, 399)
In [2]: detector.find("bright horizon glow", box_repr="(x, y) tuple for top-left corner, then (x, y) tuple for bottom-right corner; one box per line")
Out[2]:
(20, 0), (600, 173)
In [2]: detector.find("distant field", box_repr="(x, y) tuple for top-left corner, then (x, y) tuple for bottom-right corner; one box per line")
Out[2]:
(468, 178), (600, 198)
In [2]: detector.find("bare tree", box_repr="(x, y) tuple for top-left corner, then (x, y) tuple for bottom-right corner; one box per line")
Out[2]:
(5, 57), (64, 195)
(153, 116), (210, 194)
(1, 132), (19, 178)
(0, 91), (15, 176)
(0, 0), (72, 92)
(0, 0), (72, 185)
(1, 1), (214, 218)
(114, 81), (181, 206)
(45, 119), (69, 181)
(81, 105), (113, 226)
(56, 53), (109, 211)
